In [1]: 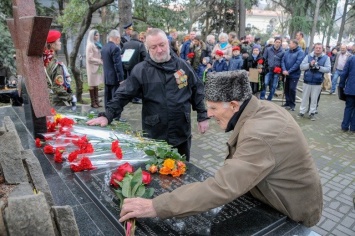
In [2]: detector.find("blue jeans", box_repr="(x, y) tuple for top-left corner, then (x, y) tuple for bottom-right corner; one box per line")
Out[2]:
(260, 72), (279, 100)
(331, 69), (342, 93)
(341, 95), (355, 131)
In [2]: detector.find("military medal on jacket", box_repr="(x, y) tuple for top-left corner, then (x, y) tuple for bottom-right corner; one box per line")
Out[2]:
(174, 69), (188, 89)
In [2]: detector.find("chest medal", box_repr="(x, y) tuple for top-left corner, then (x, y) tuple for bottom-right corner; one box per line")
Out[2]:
(174, 69), (188, 89)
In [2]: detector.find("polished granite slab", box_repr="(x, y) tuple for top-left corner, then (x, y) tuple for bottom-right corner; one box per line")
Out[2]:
(1, 106), (318, 236)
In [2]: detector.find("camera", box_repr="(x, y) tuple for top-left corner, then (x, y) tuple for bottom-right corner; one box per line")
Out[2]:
(310, 62), (320, 70)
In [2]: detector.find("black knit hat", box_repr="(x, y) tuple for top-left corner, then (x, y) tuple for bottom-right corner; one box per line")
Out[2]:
(205, 70), (252, 102)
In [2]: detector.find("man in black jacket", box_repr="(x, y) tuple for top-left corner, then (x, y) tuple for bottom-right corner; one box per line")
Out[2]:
(101, 30), (124, 108)
(87, 28), (209, 161)
(121, 31), (147, 104)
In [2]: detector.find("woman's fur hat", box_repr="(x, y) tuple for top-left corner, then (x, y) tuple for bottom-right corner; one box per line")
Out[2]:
(205, 70), (252, 102)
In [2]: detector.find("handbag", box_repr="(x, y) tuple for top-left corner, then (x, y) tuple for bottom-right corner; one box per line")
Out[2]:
(337, 86), (346, 101)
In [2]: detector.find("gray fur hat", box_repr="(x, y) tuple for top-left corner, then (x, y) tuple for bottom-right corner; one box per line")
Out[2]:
(205, 70), (252, 102)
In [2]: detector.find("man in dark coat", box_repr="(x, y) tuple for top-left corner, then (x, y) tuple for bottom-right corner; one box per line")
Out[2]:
(281, 39), (305, 111)
(101, 30), (124, 107)
(87, 28), (209, 161)
(121, 31), (147, 104)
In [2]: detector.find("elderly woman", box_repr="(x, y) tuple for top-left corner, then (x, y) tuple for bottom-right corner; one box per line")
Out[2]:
(43, 30), (74, 106)
(187, 36), (208, 71)
(211, 32), (232, 61)
(86, 29), (103, 108)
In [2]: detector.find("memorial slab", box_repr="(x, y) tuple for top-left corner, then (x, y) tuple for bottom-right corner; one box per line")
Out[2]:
(75, 162), (315, 236)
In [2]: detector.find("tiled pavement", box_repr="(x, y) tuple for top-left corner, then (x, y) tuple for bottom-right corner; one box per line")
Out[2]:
(87, 87), (355, 235)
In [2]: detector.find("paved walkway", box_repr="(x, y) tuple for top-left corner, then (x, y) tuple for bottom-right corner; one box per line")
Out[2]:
(79, 84), (355, 235)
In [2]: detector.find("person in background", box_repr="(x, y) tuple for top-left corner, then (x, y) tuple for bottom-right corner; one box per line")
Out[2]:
(196, 57), (212, 82)
(212, 50), (228, 72)
(330, 44), (352, 94)
(281, 39), (304, 111)
(298, 43), (331, 121)
(211, 33), (232, 61)
(228, 31), (240, 46)
(139, 32), (146, 43)
(205, 34), (216, 58)
(86, 29), (104, 108)
(240, 34), (255, 58)
(118, 70), (323, 229)
(282, 41), (289, 51)
(329, 48), (338, 72)
(180, 31), (196, 60)
(170, 39), (180, 56)
(167, 28), (178, 42)
(339, 55), (355, 132)
(260, 37), (284, 101)
(43, 30), (74, 106)
(120, 23), (133, 47)
(296, 31), (306, 52)
(87, 28), (209, 161)
(101, 30), (124, 111)
(187, 36), (208, 72)
(0, 59), (23, 106)
(242, 45), (265, 96)
(121, 31), (147, 104)
(228, 46), (243, 71)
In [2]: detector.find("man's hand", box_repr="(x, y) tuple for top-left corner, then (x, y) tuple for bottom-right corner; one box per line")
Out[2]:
(119, 198), (157, 222)
(282, 71), (289, 76)
(198, 119), (209, 134)
(86, 116), (109, 127)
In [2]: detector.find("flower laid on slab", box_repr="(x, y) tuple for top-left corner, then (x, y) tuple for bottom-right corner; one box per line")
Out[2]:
(110, 162), (154, 236)
(111, 140), (123, 159)
(70, 157), (96, 172)
(144, 144), (186, 177)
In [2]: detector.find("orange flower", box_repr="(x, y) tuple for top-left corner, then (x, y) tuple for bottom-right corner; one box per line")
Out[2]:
(171, 169), (182, 177)
(149, 165), (158, 173)
(159, 166), (171, 175)
(163, 158), (175, 170)
(178, 166), (186, 175)
(176, 161), (186, 168)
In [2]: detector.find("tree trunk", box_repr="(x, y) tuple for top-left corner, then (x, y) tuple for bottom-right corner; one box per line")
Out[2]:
(118, 0), (132, 35)
(309, 0), (321, 48)
(66, 0), (114, 103)
(338, 0), (349, 44)
(239, 0), (246, 38)
(235, 0), (239, 36)
(326, 0), (338, 47)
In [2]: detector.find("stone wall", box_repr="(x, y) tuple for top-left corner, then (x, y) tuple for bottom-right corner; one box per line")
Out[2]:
(0, 116), (79, 236)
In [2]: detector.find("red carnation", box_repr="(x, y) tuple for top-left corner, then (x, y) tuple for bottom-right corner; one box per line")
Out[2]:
(54, 149), (63, 163)
(68, 150), (79, 162)
(111, 140), (120, 152)
(115, 148), (123, 159)
(142, 171), (152, 185)
(187, 52), (195, 59)
(273, 66), (282, 74)
(43, 145), (55, 154)
(257, 59), (264, 64)
(35, 138), (42, 148)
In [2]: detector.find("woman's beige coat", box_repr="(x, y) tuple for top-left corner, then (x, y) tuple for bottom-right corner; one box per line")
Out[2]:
(86, 43), (103, 86)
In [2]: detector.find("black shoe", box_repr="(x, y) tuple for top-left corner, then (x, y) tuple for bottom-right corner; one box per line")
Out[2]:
(114, 117), (127, 122)
(309, 113), (315, 121)
(289, 107), (295, 111)
(132, 98), (142, 104)
(281, 104), (290, 107)
(297, 113), (304, 118)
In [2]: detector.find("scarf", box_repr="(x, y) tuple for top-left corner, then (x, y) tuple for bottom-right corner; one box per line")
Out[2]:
(220, 42), (228, 49)
(95, 41), (103, 50)
(225, 97), (251, 132)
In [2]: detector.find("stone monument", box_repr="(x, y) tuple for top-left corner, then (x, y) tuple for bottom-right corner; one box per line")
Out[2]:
(6, 0), (53, 136)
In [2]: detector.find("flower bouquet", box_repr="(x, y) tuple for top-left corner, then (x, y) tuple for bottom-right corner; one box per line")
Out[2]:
(144, 144), (186, 177)
(110, 163), (154, 236)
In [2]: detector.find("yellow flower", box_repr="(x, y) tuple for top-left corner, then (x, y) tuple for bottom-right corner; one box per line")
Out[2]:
(163, 158), (175, 170)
